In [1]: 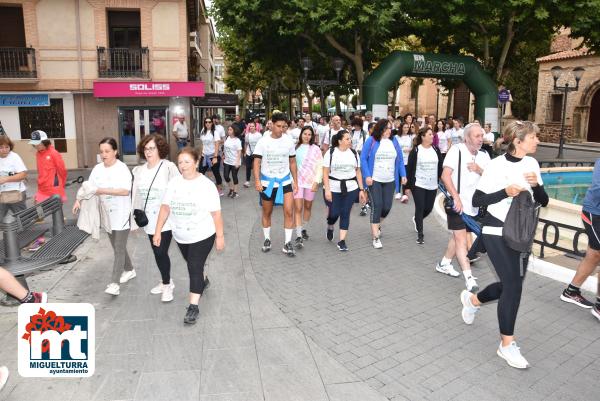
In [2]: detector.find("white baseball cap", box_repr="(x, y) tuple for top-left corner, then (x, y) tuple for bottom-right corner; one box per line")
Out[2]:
(29, 130), (48, 145)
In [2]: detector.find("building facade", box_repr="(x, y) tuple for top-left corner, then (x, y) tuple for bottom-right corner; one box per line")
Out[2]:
(0, 0), (215, 169)
(535, 30), (600, 143)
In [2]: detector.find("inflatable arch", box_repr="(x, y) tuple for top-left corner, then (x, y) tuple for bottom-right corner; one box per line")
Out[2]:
(363, 51), (498, 126)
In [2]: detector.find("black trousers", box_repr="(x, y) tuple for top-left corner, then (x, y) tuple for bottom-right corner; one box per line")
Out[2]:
(147, 231), (173, 285)
(245, 155), (253, 181)
(176, 234), (215, 295)
(223, 163), (240, 185)
(477, 234), (529, 336)
(199, 156), (223, 185)
(369, 181), (395, 224)
(412, 186), (437, 235)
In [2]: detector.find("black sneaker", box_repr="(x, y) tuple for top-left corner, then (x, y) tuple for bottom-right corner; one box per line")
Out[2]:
(592, 304), (600, 322)
(232, 192), (239, 198)
(294, 236), (304, 249)
(560, 289), (594, 308)
(359, 206), (367, 216)
(203, 277), (211, 292)
(227, 189), (234, 198)
(416, 234), (424, 244)
(282, 242), (296, 256)
(262, 239), (271, 252)
(326, 227), (334, 241)
(184, 304), (200, 324)
(301, 229), (309, 240)
(337, 240), (348, 252)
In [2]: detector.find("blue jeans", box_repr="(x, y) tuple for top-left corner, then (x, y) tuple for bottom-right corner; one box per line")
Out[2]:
(176, 139), (188, 150)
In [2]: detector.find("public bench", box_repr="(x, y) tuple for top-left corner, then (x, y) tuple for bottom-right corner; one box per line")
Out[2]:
(0, 195), (89, 276)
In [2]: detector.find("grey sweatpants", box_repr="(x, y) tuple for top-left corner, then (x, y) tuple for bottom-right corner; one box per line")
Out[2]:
(108, 229), (133, 283)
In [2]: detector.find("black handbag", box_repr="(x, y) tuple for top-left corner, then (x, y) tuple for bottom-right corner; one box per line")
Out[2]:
(133, 162), (163, 227)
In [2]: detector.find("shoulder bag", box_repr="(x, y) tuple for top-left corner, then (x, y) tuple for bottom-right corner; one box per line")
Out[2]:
(133, 162), (163, 227)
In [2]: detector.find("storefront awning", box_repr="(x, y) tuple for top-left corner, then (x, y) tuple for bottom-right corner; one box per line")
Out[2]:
(93, 82), (205, 98)
(192, 93), (238, 107)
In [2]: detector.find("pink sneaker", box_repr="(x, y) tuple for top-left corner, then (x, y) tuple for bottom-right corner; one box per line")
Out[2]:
(400, 195), (409, 203)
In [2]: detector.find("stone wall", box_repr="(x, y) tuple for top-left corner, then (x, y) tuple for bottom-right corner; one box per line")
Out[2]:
(538, 122), (576, 143)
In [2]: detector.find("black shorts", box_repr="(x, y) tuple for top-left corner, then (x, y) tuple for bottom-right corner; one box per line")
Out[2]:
(446, 212), (478, 232)
(260, 184), (293, 202)
(582, 210), (600, 250)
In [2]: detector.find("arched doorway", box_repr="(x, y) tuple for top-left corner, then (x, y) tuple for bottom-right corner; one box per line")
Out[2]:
(363, 51), (497, 124)
(588, 89), (600, 142)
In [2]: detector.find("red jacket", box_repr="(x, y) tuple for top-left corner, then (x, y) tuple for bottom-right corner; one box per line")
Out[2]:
(35, 145), (67, 202)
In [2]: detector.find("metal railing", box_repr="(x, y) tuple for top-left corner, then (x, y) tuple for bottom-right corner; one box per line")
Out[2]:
(0, 47), (37, 78)
(97, 47), (149, 78)
(534, 217), (586, 259)
(537, 159), (595, 168)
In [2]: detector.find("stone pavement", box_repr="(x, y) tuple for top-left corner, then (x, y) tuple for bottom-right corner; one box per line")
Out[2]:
(0, 161), (599, 401)
(0, 172), (385, 401)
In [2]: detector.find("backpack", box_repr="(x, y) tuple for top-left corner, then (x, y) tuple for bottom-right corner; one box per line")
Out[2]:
(503, 190), (540, 254)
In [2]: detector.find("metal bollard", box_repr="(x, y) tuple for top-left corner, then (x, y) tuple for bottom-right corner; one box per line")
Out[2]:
(52, 203), (65, 236)
(2, 213), (21, 263)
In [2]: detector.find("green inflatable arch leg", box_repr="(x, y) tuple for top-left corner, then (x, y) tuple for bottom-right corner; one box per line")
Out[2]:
(363, 51), (498, 126)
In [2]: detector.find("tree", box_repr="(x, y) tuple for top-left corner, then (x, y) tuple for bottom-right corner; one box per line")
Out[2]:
(568, 0), (600, 52)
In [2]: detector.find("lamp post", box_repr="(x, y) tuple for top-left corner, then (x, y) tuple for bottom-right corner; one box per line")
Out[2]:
(551, 65), (585, 159)
(435, 81), (443, 120)
(302, 56), (344, 117)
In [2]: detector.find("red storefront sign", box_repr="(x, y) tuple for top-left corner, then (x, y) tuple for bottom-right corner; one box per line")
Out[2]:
(93, 81), (205, 98)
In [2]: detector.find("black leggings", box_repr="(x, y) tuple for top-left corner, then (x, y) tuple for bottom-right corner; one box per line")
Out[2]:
(245, 155), (253, 181)
(223, 164), (240, 185)
(199, 156), (223, 185)
(147, 231), (173, 285)
(369, 181), (395, 224)
(477, 234), (529, 336)
(412, 186), (437, 235)
(176, 234), (215, 295)
(329, 189), (358, 230)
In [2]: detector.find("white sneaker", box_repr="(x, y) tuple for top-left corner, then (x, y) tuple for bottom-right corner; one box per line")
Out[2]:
(372, 238), (383, 249)
(161, 281), (175, 302)
(465, 275), (479, 293)
(435, 262), (460, 277)
(105, 283), (120, 296)
(394, 193), (402, 200)
(0, 365), (9, 392)
(151, 279), (174, 295)
(119, 270), (136, 284)
(460, 290), (479, 325)
(497, 341), (530, 369)
(243, 181), (250, 188)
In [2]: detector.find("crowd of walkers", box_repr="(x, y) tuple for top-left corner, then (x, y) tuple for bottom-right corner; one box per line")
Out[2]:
(1, 110), (599, 390)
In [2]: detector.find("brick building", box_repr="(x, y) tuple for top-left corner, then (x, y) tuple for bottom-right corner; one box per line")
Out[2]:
(0, 0), (216, 169)
(535, 30), (600, 143)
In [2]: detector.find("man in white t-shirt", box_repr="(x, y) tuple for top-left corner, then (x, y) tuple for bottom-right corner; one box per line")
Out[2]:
(172, 115), (189, 150)
(363, 111), (373, 133)
(436, 123), (490, 293)
(304, 113), (318, 132)
(316, 117), (329, 145)
(212, 114), (226, 152)
(253, 112), (298, 256)
(320, 115), (343, 153)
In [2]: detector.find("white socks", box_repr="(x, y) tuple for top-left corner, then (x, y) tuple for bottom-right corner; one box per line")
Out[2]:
(263, 227), (271, 240)
(463, 269), (473, 279)
(285, 229), (293, 243)
(441, 257), (452, 266)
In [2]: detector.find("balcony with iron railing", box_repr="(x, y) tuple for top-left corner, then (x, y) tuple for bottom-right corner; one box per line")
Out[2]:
(97, 47), (149, 79)
(0, 47), (37, 80)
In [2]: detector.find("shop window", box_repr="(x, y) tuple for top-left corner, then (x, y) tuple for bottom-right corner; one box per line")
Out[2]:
(19, 98), (65, 140)
(551, 94), (563, 122)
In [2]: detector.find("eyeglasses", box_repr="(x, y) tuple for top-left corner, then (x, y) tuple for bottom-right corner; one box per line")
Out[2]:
(144, 146), (157, 152)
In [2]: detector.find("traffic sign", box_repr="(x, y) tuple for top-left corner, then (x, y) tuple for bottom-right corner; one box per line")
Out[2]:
(498, 89), (510, 104)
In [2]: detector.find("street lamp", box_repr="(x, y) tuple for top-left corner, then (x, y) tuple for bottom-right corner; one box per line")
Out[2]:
(302, 56), (345, 117)
(551, 65), (585, 159)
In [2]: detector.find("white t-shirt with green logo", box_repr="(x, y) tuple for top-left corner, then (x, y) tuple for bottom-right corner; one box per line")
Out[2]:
(161, 174), (221, 244)
(253, 134), (296, 187)
(323, 148), (360, 193)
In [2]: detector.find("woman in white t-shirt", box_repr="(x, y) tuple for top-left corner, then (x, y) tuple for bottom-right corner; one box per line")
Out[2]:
(153, 147), (225, 325)
(405, 127), (443, 244)
(73, 137), (133, 296)
(131, 134), (180, 302)
(243, 122), (262, 187)
(394, 123), (413, 202)
(435, 119), (449, 157)
(223, 125), (243, 198)
(323, 130), (366, 252)
(360, 120), (407, 249)
(197, 118), (224, 196)
(0, 135), (27, 219)
(482, 122), (495, 157)
(460, 121), (549, 370)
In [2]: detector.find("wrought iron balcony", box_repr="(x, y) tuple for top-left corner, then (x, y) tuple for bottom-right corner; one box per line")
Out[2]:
(97, 47), (149, 79)
(0, 47), (37, 79)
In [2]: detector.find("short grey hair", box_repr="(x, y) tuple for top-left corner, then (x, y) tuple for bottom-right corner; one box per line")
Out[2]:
(463, 122), (483, 139)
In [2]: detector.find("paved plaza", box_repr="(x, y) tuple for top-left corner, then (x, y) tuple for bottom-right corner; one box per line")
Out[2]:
(1, 151), (599, 400)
